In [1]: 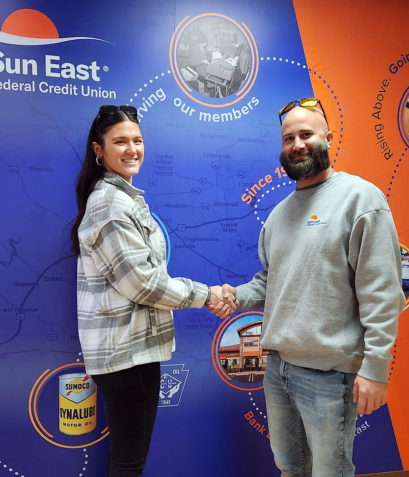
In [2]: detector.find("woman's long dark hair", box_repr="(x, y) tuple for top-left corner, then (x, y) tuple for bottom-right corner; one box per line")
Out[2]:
(70, 109), (139, 256)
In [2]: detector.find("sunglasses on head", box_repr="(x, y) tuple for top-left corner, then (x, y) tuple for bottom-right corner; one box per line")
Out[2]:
(95, 105), (138, 126)
(278, 98), (327, 125)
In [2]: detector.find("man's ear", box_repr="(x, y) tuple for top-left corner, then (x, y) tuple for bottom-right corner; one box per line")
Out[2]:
(326, 131), (333, 148)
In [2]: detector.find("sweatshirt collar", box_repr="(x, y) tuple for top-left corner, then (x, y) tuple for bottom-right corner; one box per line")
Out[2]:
(294, 171), (345, 199)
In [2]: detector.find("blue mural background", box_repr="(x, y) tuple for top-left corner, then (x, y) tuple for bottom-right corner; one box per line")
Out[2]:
(0, 0), (403, 475)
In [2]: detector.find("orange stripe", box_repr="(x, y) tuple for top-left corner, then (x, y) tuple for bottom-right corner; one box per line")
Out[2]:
(169, 16), (192, 94)
(235, 22), (258, 98)
(211, 315), (233, 380)
(172, 17), (193, 93)
(33, 370), (55, 438)
(28, 369), (51, 436)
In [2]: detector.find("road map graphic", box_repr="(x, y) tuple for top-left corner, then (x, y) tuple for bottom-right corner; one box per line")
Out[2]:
(0, 1), (408, 476)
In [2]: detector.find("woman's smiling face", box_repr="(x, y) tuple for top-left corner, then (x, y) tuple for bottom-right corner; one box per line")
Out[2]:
(93, 120), (144, 183)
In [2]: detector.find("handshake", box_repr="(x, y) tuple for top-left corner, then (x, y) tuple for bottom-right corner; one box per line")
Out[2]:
(205, 284), (238, 319)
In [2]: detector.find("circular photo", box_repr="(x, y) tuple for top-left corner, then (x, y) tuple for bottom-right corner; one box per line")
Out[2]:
(405, 102), (409, 135)
(397, 87), (409, 146)
(219, 315), (267, 384)
(401, 245), (409, 303)
(177, 16), (251, 98)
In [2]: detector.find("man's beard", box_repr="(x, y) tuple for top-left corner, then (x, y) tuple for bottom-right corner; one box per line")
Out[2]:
(279, 141), (330, 181)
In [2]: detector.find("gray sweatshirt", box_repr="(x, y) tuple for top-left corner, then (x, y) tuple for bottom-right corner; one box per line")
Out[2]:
(236, 172), (405, 382)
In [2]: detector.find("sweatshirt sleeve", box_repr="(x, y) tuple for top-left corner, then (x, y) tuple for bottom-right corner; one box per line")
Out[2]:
(348, 209), (406, 382)
(90, 218), (209, 310)
(235, 225), (268, 310)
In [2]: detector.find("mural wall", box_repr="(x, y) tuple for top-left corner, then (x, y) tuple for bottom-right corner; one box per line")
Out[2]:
(0, 0), (407, 475)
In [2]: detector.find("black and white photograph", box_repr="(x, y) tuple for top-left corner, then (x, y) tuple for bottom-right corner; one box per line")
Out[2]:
(177, 16), (251, 98)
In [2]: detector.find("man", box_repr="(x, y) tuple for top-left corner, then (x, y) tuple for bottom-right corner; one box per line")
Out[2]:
(189, 38), (210, 76)
(210, 99), (405, 476)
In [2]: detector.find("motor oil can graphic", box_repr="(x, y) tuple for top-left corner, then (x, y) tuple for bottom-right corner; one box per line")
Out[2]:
(59, 373), (97, 435)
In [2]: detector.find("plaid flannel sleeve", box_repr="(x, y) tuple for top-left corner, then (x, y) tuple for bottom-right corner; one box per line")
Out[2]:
(90, 218), (208, 310)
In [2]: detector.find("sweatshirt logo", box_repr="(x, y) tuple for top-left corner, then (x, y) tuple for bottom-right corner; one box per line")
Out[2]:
(306, 215), (327, 227)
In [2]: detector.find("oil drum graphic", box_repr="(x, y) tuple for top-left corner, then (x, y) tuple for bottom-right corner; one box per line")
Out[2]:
(59, 373), (97, 435)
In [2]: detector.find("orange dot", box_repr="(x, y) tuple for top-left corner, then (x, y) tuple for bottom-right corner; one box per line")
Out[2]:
(311, 215), (317, 219)
(1, 9), (59, 39)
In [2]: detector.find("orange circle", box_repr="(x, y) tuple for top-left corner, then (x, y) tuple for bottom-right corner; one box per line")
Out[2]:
(212, 311), (264, 391)
(1, 9), (59, 39)
(169, 13), (259, 108)
(28, 363), (109, 449)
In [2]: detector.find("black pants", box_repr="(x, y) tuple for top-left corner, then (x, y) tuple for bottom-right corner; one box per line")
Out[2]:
(92, 362), (160, 476)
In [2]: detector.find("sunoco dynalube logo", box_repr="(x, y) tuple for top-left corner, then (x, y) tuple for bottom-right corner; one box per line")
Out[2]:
(59, 373), (97, 435)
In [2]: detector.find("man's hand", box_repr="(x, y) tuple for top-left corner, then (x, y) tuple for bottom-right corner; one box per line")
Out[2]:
(353, 375), (388, 415)
(205, 284), (239, 318)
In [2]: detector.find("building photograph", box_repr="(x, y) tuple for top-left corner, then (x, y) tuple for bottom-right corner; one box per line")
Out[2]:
(219, 319), (268, 384)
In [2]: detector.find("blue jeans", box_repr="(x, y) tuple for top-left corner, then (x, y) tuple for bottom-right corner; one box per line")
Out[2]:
(263, 351), (357, 477)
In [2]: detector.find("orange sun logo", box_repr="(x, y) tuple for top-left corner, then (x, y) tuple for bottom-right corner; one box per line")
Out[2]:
(0, 9), (110, 45)
(1, 9), (59, 39)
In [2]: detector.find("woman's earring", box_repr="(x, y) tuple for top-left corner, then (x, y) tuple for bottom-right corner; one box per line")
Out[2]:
(96, 156), (103, 166)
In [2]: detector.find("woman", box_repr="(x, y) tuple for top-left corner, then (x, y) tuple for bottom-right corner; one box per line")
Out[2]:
(210, 27), (221, 50)
(70, 105), (236, 476)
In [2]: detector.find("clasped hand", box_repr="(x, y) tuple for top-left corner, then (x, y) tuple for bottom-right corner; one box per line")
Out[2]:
(205, 284), (238, 318)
